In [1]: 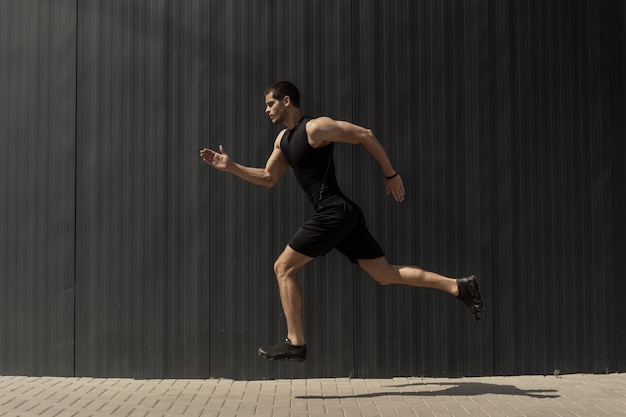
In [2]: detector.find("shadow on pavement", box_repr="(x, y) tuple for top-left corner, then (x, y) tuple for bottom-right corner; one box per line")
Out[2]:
(296, 382), (560, 400)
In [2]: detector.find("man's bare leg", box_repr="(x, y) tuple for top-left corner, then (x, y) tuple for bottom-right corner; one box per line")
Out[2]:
(357, 256), (457, 291)
(272, 246), (313, 345)
(258, 246), (313, 362)
(357, 256), (485, 321)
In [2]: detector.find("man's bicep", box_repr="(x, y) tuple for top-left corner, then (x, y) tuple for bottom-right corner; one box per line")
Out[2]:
(266, 147), (287, 170)
(265, 146), (289, 182)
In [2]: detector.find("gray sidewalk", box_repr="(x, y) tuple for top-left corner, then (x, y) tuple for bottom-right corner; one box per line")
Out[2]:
(1, 373), (625, 416)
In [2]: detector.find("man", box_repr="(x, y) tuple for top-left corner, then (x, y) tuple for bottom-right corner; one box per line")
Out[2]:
(200, 81), (484, 362)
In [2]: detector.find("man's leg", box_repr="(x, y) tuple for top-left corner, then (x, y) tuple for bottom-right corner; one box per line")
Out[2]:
(357, 256), (458, 293)
(258, 246), (313, 362)
(357, 256), (485, 321)
(273, 245), (313, 345)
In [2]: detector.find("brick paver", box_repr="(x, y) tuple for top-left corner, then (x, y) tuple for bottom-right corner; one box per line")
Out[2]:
(0, 374), (624, 416)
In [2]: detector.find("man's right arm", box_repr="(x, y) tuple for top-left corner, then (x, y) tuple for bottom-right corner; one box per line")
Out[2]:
(200, 131), (289, 188)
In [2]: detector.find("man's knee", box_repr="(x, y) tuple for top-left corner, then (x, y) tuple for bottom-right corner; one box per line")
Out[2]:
(370, 273), (396, 286)
(273, 257), (290, 279)
(273, 246), (314, 283)
(273, 249), (307, 280)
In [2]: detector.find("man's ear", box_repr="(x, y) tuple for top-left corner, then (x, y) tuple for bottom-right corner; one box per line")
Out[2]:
(282, 95), (291, 107)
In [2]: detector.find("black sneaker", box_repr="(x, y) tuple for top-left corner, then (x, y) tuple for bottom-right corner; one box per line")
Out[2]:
(457, 275), (485, 322)
(258, 338), (307, 362)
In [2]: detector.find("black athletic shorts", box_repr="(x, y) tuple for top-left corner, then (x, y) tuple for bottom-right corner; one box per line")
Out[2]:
(288, 196), (385, 263)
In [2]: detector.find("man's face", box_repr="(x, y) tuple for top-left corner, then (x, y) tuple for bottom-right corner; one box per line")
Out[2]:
(265, 93), (286, 125)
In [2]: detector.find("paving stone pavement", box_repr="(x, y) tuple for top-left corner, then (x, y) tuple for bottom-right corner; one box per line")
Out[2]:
(0, 373), (625, 416)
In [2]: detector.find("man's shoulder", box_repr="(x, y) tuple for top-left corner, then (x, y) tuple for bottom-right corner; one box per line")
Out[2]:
(274, 129), (288, 148)
(305, 116), (335, 135)
(305, 116), (338, 148)
(306, 115), (333, 125)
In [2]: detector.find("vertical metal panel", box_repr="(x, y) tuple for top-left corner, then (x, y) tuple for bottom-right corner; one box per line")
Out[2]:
(75, 0), (171, 377)
(490, 0), (615, 375)
(204, 0), (358, 380)
(610, 0), (626, 373)
(0, 0), (76, 376)
(352, 0), (492, 378)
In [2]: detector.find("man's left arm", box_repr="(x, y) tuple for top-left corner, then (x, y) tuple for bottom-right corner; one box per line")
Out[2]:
(307, 117), (405, 202)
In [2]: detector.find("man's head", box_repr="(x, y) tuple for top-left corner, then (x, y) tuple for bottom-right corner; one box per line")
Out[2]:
(264, 81), (301, 125)
(264, 81), (300, 108)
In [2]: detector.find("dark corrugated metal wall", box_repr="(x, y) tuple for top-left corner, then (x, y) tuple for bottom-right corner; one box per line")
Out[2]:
(610, 0), (626, 374)
(351, 0), (493, 378)
(490, 0), (616, 375)
(0, 0), (76, 376)
(1, 0), (624, 379)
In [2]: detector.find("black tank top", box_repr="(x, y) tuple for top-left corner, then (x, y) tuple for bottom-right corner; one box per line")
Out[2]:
(280, 117), (344, 208)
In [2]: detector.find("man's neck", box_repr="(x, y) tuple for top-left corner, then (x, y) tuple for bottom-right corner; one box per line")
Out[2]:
(283, 111), (303, 130)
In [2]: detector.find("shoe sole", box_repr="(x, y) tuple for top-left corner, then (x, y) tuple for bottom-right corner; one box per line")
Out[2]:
(258, 350), (307, 362)
(258, 354), (306, 362)
(458, 275), (485, 322)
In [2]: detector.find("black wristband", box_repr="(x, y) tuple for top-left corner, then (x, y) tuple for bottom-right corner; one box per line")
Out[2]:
(385, 171), (399, 180)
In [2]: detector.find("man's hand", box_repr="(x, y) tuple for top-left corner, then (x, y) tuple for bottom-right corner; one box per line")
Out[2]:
(385, 175), (405, 202)
(200, 145), (231, 171)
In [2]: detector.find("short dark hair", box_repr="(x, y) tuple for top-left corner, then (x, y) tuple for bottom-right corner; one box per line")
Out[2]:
(265, 81), (300, 108)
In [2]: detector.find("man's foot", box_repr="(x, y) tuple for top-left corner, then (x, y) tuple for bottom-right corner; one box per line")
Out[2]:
(258, 338), (307, 362)
(456, 275), (485, 322)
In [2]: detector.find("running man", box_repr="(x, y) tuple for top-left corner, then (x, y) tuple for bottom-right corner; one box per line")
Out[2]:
(200, 81), (484, 362)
